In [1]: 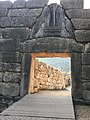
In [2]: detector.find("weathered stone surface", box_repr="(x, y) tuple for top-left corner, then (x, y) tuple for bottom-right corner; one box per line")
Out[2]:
(0, 73), (3, 82)
(31, 4), (75, 38)
(0, 17), (11, 27)
(2, 83), (19, 96)
(60, 0), (83, 9)
(8, 8), (42, 17)
(0, 104), (7, 112)
(66, 9), (90, 19)
(85, 43), (90, 53)
(0, 1), (12, 8)
(26, 0), (48, 8)
(71, 53), (82, 99)
(0, 8), (8, 17)
(82, 53), (90, 64)
(83, 82), (90, 90)
(20, 53), (32, 96)
(1, 28), (30, 42)
(12, 0), (26, 8)
(83, 90), (90, 101)
(0, 82), (2, 94)
(3, 72), (21, 83)
(0, 52), (22, 63)
(71, 19), (90, 30)
(9, 8), (42, 27)
(11, 16), (36, 28)
(0, 62), (5, 71)
(75, 30), (90, 42)
(22, 37), (83, 53)
(5, 63), (21, 72)
(0, 39), (20, 51)
(82, 66), (90, 79)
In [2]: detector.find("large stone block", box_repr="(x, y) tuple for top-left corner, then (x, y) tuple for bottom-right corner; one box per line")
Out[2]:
(20, 53), (32, 96)
(0, 52), (22, 63)
(5, 63), (21, 72)
(1, 28), (30, 42)
(71, 53), (82, 99)
(26, 0), (48, 8)
(0, 62), (5, 71)
(3, 72), (21, 83)
(0, 82), (2, 94)
(11, 16), (36, 28)
(84, 43), (90, 53)
(71, 19), (90, 30)
(82, 53), (90, 64)
(8, 8), (42, 17)
(0, 1), (12, 8)
(66, 9), (90, 19)
(22, 37), (84, 53)
(75, 30), (90, 42)
(0, 17), (11, 27)
(12, 0), (26, 8)
(83, 90), (90, 101)
(0, 8), (8, 17)
(0, 39), (20, 51)
(0, 73), (3, 82)
(60, 0), (83, 9)
(82, 66), (90, 79)
(2, 83), (19, 96)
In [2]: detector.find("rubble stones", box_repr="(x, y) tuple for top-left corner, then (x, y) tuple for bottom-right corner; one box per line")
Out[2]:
(34, 60), (66, 92)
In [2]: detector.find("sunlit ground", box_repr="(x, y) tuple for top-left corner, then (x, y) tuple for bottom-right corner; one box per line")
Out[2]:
(37, 90), (71, 96)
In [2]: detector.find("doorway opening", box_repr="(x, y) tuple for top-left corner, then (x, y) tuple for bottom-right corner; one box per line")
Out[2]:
(29, 53), (71, 97)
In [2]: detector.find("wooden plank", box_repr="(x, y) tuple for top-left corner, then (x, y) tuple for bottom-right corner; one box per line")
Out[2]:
(1, 91), (75, 119)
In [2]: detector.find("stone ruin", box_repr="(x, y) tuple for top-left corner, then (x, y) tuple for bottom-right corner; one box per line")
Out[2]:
(0, 0), (90, 112)
(34, 60), (66, 92)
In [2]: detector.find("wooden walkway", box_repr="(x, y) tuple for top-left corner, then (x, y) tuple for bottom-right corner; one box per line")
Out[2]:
(0, 90), (75, 120)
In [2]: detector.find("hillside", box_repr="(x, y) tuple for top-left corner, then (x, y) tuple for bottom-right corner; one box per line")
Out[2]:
(36, 57), (71, 72)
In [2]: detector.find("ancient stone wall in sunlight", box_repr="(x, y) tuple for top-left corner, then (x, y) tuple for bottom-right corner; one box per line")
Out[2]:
(34, 60), (65, 92)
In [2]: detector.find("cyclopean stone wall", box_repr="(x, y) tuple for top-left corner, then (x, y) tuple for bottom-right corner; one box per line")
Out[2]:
(34, 60), (65, 92)
(0, 0), (90, 112)
(0, 0), (49, 112)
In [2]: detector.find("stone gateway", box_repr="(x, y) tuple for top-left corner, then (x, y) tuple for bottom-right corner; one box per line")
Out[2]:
(0, 0), (90, 112)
